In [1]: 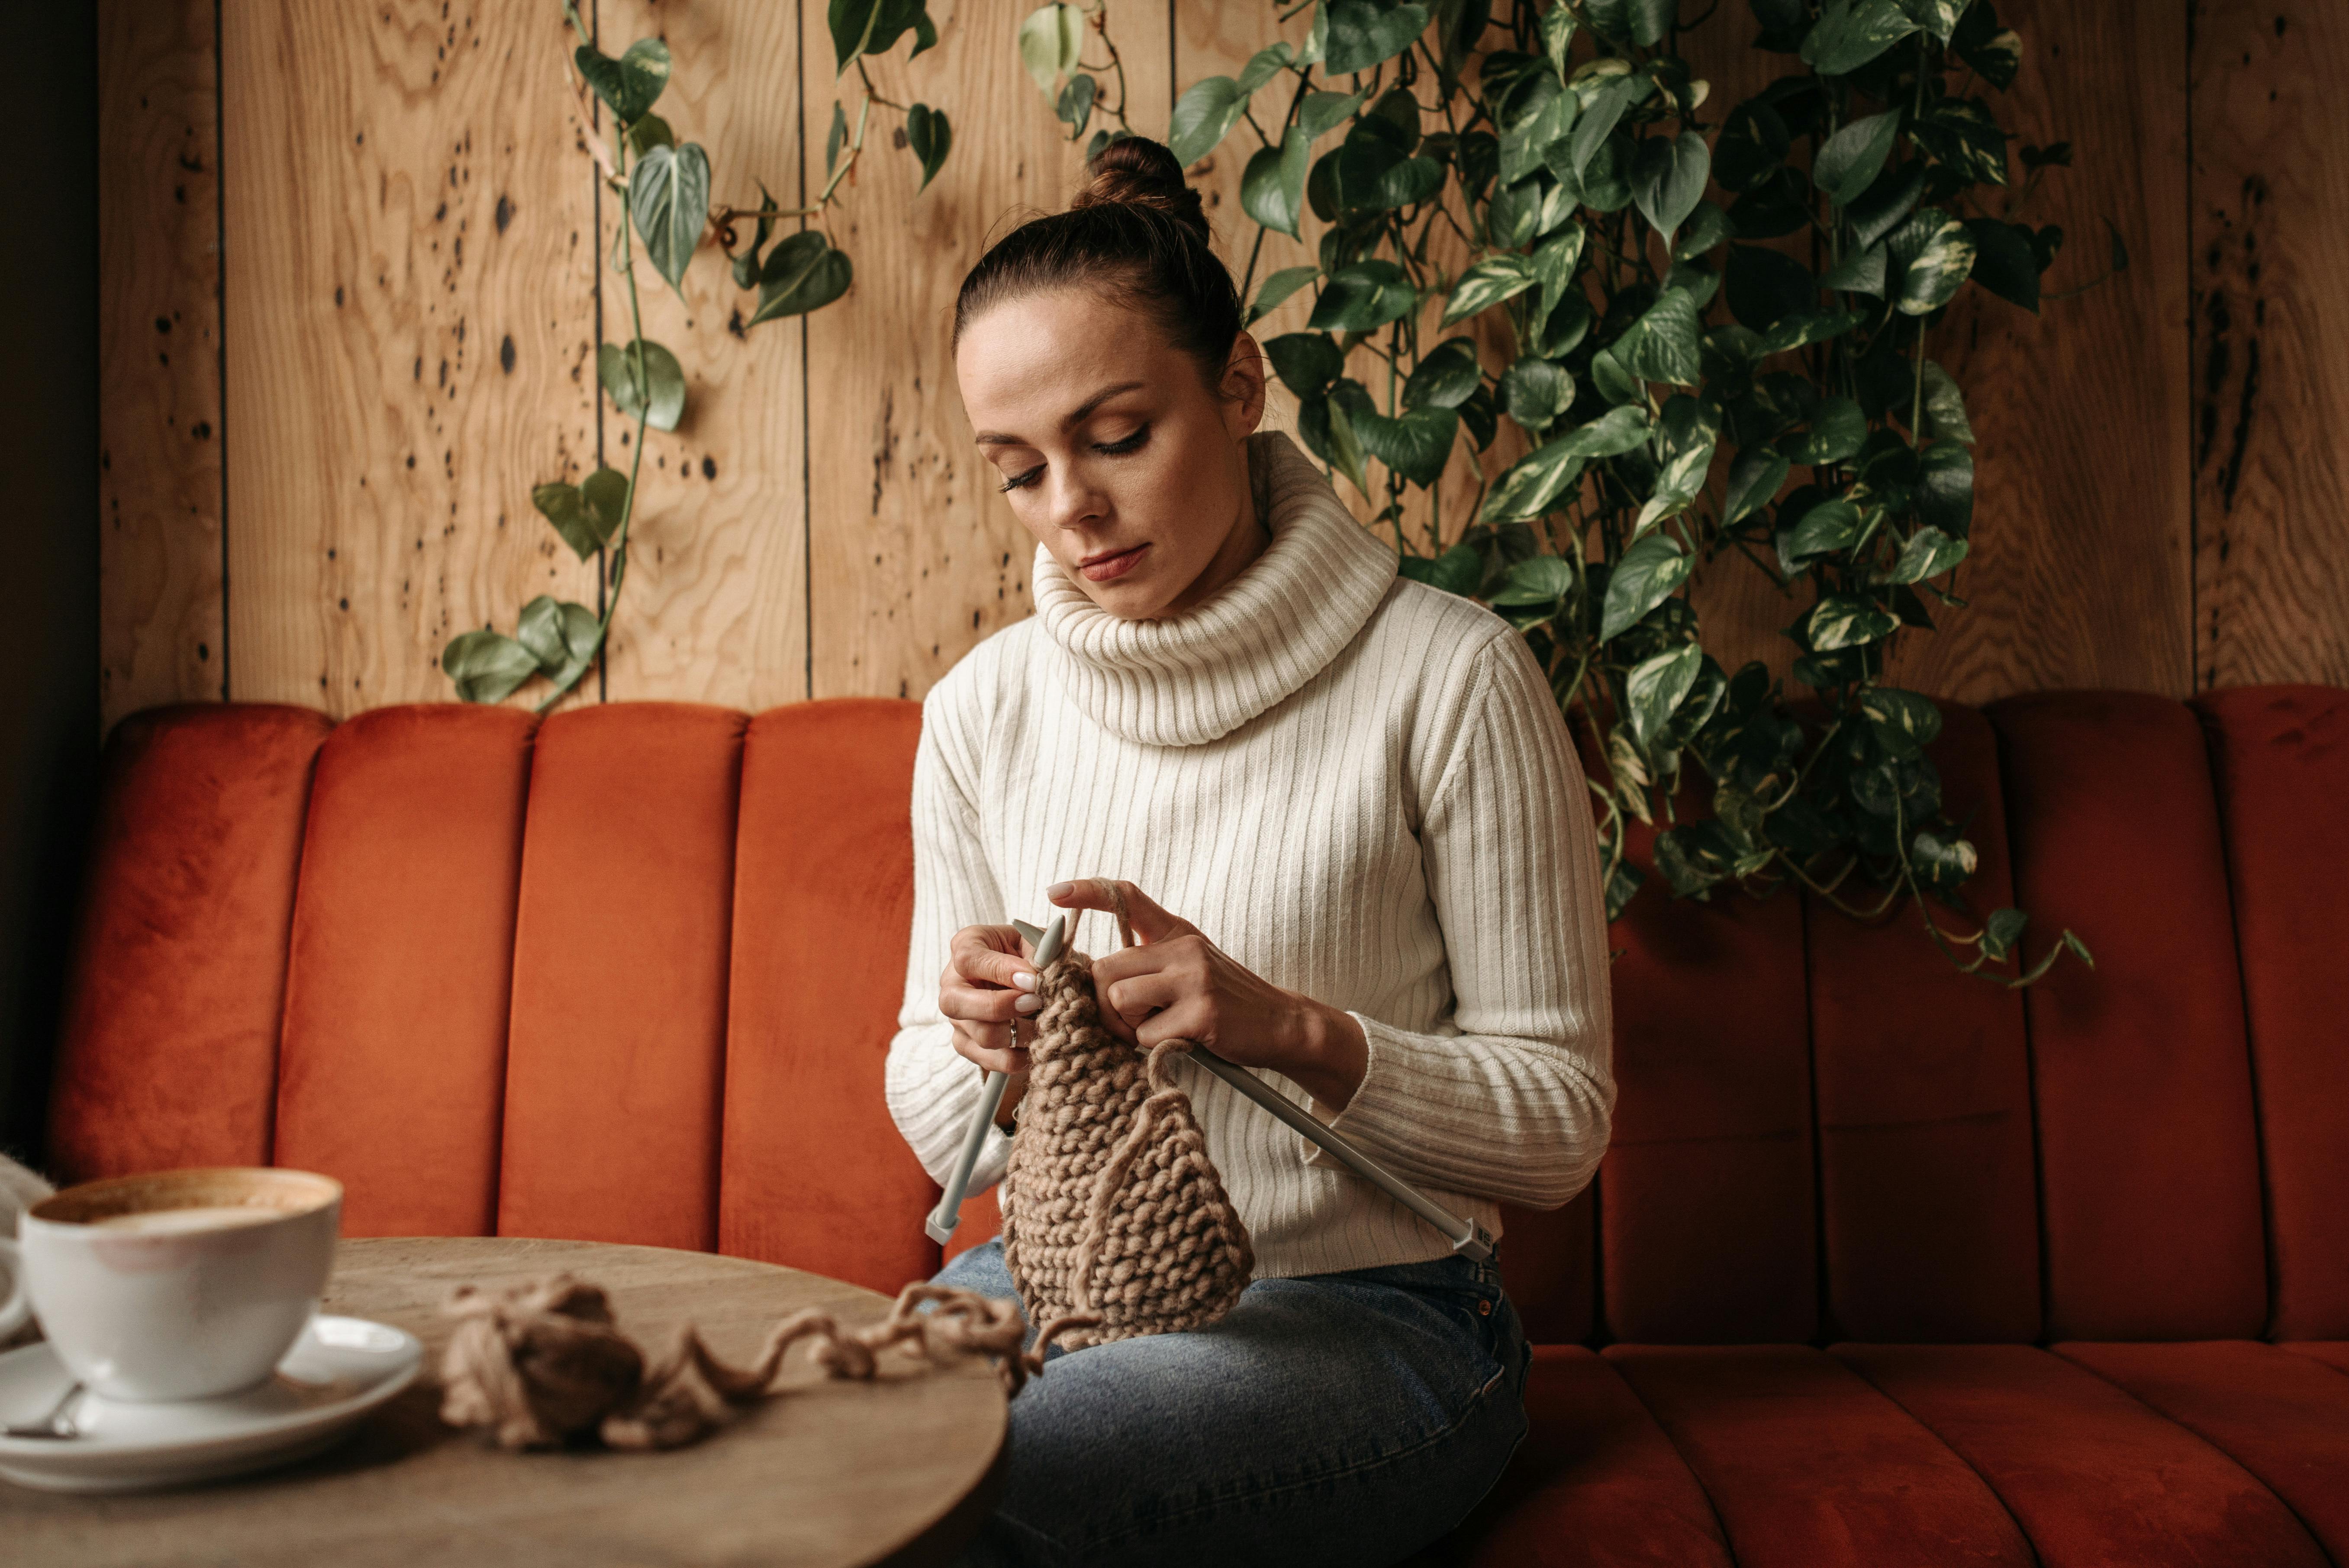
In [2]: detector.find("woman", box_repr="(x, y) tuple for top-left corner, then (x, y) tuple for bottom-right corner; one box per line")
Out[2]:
(886, 135), (1614, 1568)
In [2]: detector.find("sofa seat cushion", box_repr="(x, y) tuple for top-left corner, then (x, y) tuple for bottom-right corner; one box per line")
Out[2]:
(2055, 1340), (2349, 1559)
(1833, 1343), (2326, 1567)
(2280, 1342), (2349, 1376)
(1424, 1347), (1730, 1567)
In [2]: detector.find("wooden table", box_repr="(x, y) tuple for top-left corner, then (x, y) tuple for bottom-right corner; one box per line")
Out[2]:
(3, 1236), (1009, 1567)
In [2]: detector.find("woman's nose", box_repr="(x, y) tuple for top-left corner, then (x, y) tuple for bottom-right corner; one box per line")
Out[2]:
(1044, 467), (1107, 532)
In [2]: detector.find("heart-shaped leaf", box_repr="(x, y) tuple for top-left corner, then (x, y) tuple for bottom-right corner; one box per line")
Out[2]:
(1881, 525), (1969, 584)
(1017, 4), (1085, 99)
(1323, 0), (1431, 76)
(1265, 332), (1345, 399)
(1782, 497), (1862, 561)
(629, 142), (711, 296)
(1962, 217), (2040, 311)
(1056, 74), (1096, 135)
(1814, 111), (1901, 206)
(1310, 260), (1418, 332)
(1297, 89), (1366, 144)
(1895, 215), (1977, 314)
(1780, 396), (1866, 466)
(1479, 440), (1588, 523)
(1624, 641), (1701, 745)
(1607, 533), (1701, 643)
(1804, 592), (1901, 650)
(1353, 403), (1458, 486)
(1248, 265), (1321, 325)
(1402, 337), (1483, 409)
(1169, 76), (1251, 167)
(1801, 0), (1920, 75)
(517, 595), (606, 686)
(1611, 287), (1702, 385)
(1237, 41), (1295, 93)
(1724, 445), (1789, 525)
(1500, 357), (1575, 431)
(906, 103), (952, 191)
(442, 629), (543, 705)
(597, 340), (686, 431)
(1915, 440), (1974, 534)
(1441, 256), (1537, 324)
(1632, 131), (1711, 245)
(1243, 131), (1313, 237)
(576, 38), (670, 125)
(1559, 402), (1652, 458)
(750, 230), (854, 325)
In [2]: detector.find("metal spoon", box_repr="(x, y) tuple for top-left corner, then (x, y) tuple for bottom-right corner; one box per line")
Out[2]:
(3, 1381), (86, 1440)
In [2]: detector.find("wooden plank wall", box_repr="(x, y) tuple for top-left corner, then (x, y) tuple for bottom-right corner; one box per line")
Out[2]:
(97, 0), (2349, 733)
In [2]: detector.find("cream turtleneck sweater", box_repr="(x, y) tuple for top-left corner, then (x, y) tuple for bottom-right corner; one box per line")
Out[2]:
(885, 429), (1615, 1279)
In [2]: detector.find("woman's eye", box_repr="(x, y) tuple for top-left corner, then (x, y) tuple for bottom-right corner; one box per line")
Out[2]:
(996, 425), (1146, 493)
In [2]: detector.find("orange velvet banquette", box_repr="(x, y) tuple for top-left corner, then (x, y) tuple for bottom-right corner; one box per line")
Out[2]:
(41, 686), (2349, 1566)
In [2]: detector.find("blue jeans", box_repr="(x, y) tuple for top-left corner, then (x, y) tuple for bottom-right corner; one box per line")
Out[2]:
(932, 1238), (1532, 1567)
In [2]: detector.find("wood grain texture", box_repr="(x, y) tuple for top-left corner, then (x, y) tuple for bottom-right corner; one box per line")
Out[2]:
(2, 1237), (1005, 1568)
(97, 0), (226, 731)
(805, 0), (1174, 702)
(596, 0), (811, 709)
(220, 1), (600, 715)
(2190, 0), (2349, 689)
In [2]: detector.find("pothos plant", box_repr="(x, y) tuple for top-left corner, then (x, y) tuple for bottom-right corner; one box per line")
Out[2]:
(1020, 0), (2110, 983)
(442, 0), (956, 712)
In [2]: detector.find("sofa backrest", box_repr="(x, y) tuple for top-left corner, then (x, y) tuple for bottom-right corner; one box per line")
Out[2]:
(45, 688), (2349, 1347)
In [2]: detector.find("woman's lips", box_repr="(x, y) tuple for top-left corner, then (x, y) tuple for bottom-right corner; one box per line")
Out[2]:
(1079, 542), (1149, 583)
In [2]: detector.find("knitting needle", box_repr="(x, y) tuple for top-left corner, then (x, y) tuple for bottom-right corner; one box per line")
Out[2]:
(1183, 1048), (1496, 1263)
(923, 914), (1065, 1246)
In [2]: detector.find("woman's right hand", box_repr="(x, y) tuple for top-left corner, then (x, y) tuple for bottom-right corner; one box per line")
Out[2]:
(941, 924), (1044, 1079)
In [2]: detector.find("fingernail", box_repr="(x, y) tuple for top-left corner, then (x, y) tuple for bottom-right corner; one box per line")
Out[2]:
(1014, 995), (1041, 1015)
(1014, 971), (1038, 992)
(1047, 881), (1075, 898)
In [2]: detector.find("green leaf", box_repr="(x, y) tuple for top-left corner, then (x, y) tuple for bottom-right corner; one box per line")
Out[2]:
(1781, 396), (1866, 465)
(1911, 98), (2010, 187)
(1297, 89), (1366, 144)
(1915, 440), (1975, 535)
(1402, 337), (1483, 409)
(1634, 395), (1717, 536)
(906, 103), (952, 191)
(1479, 440), (1587, 522)
(1589, 346), (1641, 405)
(1819, 244), (1888, 296)
(1237, 41), (1295, 93)
(1056, 74), (1097, 136)
(829, 0), (887, 73)
(1323, 0), (1431, 76)
(626, 113), (675, 158)
(1322, 390), (1373, 496)
(1714, 98), (1789, 193)
(1310, 260), (1418, 332)
(1756, 307), (1862, 357)
(1724, 446), (1789, 525)
(1569, 74), (1647, 181)
(1532, 224), (1588, 322)
(1964, 217), (2041, 312)
(1441, 256), (1537, 325)
(1248, 265), (1321, 325)
(1979, 906), (2028, 962)
(1560, 402), (1651, 458)
(1624, 641), (1701, 746)
(1895, 215), (1977, 315)
(1881, 525), (1969, 584)
(1814, 111), (1900, 206)
(1850, 162), (1927, 251)
(1421, 541), (1485, 596)
(1540, 4), (1579, 78)
(629, 143), (711, 296)
(1299, 0), (1331, 64)
(516, 595), (606, 687)
(826, 102), (850, 179)
(442, 629), (542, 705)
(1800, 0), (1920, 75)
(1500, 356), (1574, 431)
(1919, 360), (1975, 444)
(1859, 687), (1943, 760)
(749, 230), (853, 325)
(1602, 534), (1694, 641)
(1501, 89), (1579, 186)
(1805, 592), (1900, 650)
(1352, 403), (1458, 486)
(1632, 132), (1711, 245)
(575, 37), (671, 124)
(1783, 497), (1861, 561)
(1672, 201), (1734, 261)
(597, 340), (686, 431)
(1611, 287), (1702, 385)
(1265, 332), (1345, 398)
(1491, 554), (1576, 606)
(532, 475), (622, 561)
(1168, 76), (1251, 168)
(1243, 131), (1313, 237)
(1018, 3), (1085, 98)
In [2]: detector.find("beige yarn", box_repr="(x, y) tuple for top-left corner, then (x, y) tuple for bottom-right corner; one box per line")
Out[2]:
(1000, 885), (1255, 1350)
(438, 1273), (1063, 1451)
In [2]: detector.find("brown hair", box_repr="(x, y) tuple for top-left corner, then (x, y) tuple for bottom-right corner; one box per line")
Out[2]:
(952, 135), (1245, 393)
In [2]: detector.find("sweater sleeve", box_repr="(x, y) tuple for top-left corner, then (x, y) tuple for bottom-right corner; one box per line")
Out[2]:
(1302, 630), (1617, 1210)
(884, 676), (1016, 1194)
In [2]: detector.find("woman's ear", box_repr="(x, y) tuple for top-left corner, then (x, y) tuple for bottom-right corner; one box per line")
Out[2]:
(1222, 331), (1268, 438)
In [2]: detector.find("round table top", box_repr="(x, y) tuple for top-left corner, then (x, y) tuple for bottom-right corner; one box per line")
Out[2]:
(2, 1236), (1008, 1568)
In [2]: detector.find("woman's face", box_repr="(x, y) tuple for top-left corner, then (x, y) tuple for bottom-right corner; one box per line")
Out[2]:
(956, 285), (1268, 620)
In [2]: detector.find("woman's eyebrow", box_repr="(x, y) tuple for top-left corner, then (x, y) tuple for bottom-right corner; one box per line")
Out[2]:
(974, 380), (1148, 445)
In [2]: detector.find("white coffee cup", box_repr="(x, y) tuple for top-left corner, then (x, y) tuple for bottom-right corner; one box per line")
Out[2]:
(20, 1168), (342, 1402)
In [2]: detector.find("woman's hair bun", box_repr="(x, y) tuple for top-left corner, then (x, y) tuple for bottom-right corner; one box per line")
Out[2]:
(1070, 135), (1209, 242)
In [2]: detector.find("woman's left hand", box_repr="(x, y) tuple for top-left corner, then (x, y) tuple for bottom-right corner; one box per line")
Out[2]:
(1045, 878), (1369, 1111)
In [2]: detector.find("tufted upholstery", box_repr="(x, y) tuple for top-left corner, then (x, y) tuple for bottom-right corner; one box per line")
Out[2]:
(46, 687), (2349, 1565)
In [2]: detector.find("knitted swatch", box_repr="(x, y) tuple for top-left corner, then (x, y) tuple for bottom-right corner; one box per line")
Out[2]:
(1000, 943), (1254, 1349)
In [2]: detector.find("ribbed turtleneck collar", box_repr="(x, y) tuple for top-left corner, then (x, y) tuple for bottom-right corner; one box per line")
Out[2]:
(1031, 429), (1399, 748)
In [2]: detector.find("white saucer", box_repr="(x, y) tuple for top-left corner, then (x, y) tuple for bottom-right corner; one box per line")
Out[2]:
(0, 1314), (423, 1493)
